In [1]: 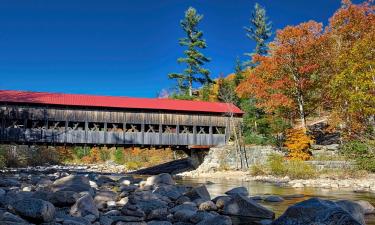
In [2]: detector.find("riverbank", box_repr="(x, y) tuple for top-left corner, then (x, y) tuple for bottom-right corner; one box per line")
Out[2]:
(0, 165), (374, 225)
(178, 170), (375, 194)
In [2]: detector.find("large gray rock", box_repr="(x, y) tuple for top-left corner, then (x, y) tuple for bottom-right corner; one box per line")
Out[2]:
(147, 221), (172, 225)
(11, 197), (55, 223)
(70, 194), (99, 218)
(184, 185), (210, 201)
(51, 191), (80, 207)
(52, 175), (92, 193)
(213, 196), (231, 209)
(272, 198), (363, 225)
(153, 185), (185, 200)
(356, 200), (375, 215)
(196, 215), (232, 225)
(145, 174), (175, 186)
(0, 178), (20, 187)
(225, 187), (249, 197)
(0, 212), (30, 224)
(335, 200), (365, 224)
(173, 209), (197, 222)
(128, 192), (169, 214)
(223, 194), (274, 219)
(264, 195), (284, 203)
(94, 190), (117, 209)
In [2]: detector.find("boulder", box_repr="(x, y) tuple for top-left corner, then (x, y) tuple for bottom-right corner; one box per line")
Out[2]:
(121, 204), (146, 218)
(147, 221), (172, 225)
(145, 174), (174, 186)
(272, 198), (363, 225)
(146, 207), (169, 220)
(184, 185), (210, 201)
(70, 194), (99, 218)
(153, 185), (185, 200)
(94, 190), (117, 209)
(223, 194), (274, 219)
(225, 187), (249, 197)
(189, 211), (215, 223)
(173, 209), (197, 222)
(198, 201), (217, 211)
(212, 196), (231, 209)
(264, 195), (284, 203)
(356, 200), (375, 215)
(51, 175), (92, 194)
(0, 212), (30, 224)
(51, 191), (80, 207)
(0, 178), (20, 187)
(170, 202), (197, 213)
(196, 215), (232, 225)
(11, 197), (55, 223)
(335, 200), (365, 224)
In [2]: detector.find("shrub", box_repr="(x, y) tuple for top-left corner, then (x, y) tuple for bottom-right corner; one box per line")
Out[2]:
(250, 164), (267, 176)
(341, 140), (375, 172)
(114, 148), (124, 164)
(286, 160), (316, 179)
(125, 161), (143, 170)
(267, 153), (287, 176)
(266, 153), (317, 179)
(99, 147), (111, 162)
(285, 128), (313, 160)
(72, 147), (90, 159)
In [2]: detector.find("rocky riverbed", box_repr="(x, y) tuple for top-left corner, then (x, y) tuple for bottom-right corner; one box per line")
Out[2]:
(0, 166), (374, 225)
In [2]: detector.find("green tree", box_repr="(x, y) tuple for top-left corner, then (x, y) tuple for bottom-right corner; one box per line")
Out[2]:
(244, 3), (272, 66)
(169, 7), (212, 97)
(233, 57), (244, 86)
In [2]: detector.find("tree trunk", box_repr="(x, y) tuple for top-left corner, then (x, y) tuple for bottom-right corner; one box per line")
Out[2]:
(297, 92), (306, 130)
(188, 77), (193, 97)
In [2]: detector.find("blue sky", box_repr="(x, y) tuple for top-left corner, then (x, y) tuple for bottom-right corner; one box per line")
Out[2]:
(0, 0), (345, 98)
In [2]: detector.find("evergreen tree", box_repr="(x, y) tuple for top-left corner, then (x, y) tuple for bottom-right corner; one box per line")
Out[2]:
(244, 3), (272, 66)
(233, 57), (244, 86)
(169, 7), (212, 97)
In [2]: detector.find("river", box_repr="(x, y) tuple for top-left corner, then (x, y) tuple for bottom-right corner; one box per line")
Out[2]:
(177, 177), (375, 225)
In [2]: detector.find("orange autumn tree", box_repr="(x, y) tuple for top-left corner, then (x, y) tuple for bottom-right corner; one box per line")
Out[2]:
(237, 21), (326, 130)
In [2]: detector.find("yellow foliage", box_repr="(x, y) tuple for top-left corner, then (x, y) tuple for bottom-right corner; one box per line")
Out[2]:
(285, 128), (313, 160)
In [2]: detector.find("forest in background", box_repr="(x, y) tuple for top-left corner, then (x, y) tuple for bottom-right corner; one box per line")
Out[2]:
(166, 0), (374, 171)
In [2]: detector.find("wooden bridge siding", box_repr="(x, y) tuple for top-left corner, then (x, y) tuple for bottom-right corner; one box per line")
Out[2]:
(0, 104), (234, 146)
(1, 105), (231, 127)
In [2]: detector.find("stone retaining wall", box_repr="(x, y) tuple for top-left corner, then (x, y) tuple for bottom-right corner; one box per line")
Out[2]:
(306, 160), (354, 171)
(194, 145), (283, 172)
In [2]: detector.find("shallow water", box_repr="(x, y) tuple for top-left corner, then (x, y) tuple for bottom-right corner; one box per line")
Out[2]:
(177, 177), (375, 225)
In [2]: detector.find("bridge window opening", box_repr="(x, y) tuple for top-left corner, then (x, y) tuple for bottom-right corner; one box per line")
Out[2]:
(197, 126), (209, 134)
(68, 121), (85, 130)
(179, 125), (193, 134)
(145, 124), (159, 133)
(107, 123), (123, 132)
(162, 125), (177, 134)
(213, 126), (225, 134)
(48, 121), (65, 131)
(88, 122), (104, 131)
(26, 120), (44, 129)
(126, 124), (141, 133)
(5, 119), (24, 128)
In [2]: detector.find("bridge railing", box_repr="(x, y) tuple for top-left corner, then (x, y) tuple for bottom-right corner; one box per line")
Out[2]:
(0, 128), (226, 146)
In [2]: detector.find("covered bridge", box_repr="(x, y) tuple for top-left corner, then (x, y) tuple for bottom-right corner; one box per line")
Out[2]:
(0, 90), (243, 148)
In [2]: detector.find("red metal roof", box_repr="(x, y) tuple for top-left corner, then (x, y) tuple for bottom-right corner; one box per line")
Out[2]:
(0, 90), (243, 115)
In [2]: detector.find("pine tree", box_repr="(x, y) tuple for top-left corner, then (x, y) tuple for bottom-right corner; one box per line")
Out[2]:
(169, 7), (212, 97)
(233, 57), (244, 86)
(244, 3), (272, 66)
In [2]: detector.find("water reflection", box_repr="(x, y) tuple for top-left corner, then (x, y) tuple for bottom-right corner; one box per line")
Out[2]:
(177, 177), (375, 225)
